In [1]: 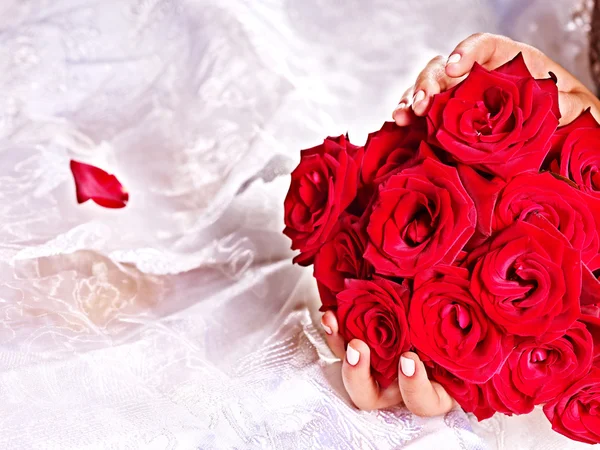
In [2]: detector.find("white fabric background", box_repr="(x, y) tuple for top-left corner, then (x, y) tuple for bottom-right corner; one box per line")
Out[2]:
(0, 0), (596, 448)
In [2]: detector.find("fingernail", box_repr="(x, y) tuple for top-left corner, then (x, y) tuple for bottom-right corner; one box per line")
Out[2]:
(322, 322), (332, 335)
(400, 356), (415, 377)
(447, 53), (461, 65)
(393, 102), (408, 119)
(413, 90), (425, 105)
(346, 345), (360, 366)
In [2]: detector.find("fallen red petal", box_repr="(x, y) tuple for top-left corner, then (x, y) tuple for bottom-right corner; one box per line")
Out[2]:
(70, 160), (129, 209)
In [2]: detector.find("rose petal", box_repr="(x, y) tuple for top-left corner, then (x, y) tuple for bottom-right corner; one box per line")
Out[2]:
(457, 164), (505, 239)
(543, 367), (600, 444)
(70, 160), (129, 209)
(582, 264), (600, 306)
(493, 52), (533, 79)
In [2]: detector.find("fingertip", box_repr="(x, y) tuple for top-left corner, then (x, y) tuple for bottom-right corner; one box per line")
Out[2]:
(447, 53), (462, 65)
(445, 51), (472, 78)
(401, 351), (420, 362)
(399, 351), (421, 373)
(346, 344), (360, 366)
(400, 355), (416, 378)
(412, 94), (430, 116)
(413, 89), (425, 104)
(393, 109), (413, 126)
(393, 101), (411, 123)
(345, 339), (370, 366)
(321, 310), (338, 334)
(445, 60), (467, 78)
(445, 32), (495, 78)
(321, 311), (345, 359)
(347, 339), (370, 355)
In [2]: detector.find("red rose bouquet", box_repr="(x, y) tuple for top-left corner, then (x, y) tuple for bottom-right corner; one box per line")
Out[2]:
(283, 54), (600, 445)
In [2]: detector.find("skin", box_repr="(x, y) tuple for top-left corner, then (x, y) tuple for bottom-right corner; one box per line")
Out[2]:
(393, 33), (600, 127)
(324, 33), (600, 417)
(322, 310), (454, 414)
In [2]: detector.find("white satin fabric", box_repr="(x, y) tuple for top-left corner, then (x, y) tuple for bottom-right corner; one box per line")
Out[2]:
(0, 0), (596, 448)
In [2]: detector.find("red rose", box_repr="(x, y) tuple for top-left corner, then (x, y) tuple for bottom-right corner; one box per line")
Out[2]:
(468, 221), (581, 339)
(456, 165), (506, 247)
(313, 214), (373, 311)
(361, 120), (428, 186)
(283, 135), (362, 265)
(427, 53), (559, 179)
(336, 277), (411, 388)
(582, 266), (600, 308)
(429, 365), (495, 421)
(544, 108), (599, 167)
(547, 109), (600, 198)
(486, 321), (594, 415)
(355, 121), (434, 212)
(410, 266), (511, 383)
(482, 379), (513, 416)
(543, 367), (600, 445)
(581, 315), (600, 363)
(489, 172), (600, 269)
(364, 158), (476, 277)
(583, 303), (600, 319)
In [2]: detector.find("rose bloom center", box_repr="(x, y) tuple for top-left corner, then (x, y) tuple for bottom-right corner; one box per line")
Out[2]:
(471, 86), (507, 136)
(402, 207), (435, 247)
(441, 303), (472, 332)
(585, 164), (600, 191)
(300, 170), (328, 212)
(506, 261), (538, 298)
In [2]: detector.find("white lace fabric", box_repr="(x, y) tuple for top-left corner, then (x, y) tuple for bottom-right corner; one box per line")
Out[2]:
(0, 0), (595, 448)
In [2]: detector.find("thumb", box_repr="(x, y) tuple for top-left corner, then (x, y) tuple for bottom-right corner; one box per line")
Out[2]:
(398, 352), (454, 417)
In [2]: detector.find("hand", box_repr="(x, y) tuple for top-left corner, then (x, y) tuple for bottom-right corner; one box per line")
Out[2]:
(321, 311), (454, 416)
(392, 33), (600, 126)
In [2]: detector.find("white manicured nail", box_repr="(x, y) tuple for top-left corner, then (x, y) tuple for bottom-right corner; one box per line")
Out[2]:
(393, 102), (408, 119)
(322, 322), (332, 335)
(447, 53), (461, 65)
(346, 345), (360, 366)
(400, 356), (416, 377)
(413, 90), (425, 104)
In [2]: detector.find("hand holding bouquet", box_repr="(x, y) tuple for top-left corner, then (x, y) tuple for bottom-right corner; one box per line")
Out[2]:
(284, 34), (600, 444)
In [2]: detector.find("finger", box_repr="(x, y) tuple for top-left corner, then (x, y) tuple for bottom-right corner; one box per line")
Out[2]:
(398, 352), (454, 417)
(342, 339), (402, 410)
(445, 33), (517, 78)
(393, 85), (415, 126)
(444, 33), (574, 89)
(322, 311), (345, 359)
(412, 55), (458, 116)
(342, 340), (379, 410)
